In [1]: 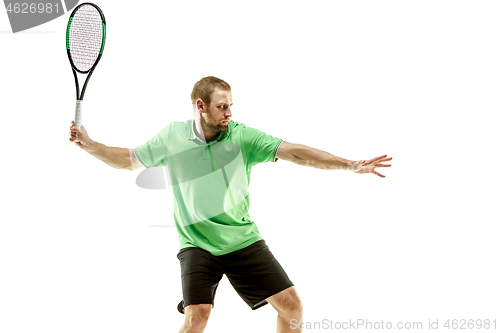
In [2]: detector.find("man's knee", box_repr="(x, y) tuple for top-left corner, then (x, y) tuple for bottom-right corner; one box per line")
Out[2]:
(268, 286), (303, 317)
(184, 304), (212, 331)
(286, 293), (303, 317)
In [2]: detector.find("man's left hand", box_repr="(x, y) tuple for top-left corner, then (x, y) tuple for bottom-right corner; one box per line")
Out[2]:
(350, 155), (392, 178)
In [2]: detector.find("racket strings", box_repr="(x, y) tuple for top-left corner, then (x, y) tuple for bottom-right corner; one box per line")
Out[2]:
(68, 5), (103, 72)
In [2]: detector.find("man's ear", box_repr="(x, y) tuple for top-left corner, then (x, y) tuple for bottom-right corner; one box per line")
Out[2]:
(196, 99), (206, 114)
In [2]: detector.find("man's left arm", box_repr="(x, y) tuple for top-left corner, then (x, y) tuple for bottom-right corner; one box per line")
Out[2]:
(276, 141), (392, 178)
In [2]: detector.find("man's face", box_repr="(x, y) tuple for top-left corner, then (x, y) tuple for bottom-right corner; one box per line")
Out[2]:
(201, 89), (233, 133)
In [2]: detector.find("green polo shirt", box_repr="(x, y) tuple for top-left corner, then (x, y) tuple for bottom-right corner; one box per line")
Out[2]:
(134, 119), (283, 256)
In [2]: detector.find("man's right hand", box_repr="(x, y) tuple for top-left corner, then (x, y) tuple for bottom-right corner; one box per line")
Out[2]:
(69, 120), (93, 150)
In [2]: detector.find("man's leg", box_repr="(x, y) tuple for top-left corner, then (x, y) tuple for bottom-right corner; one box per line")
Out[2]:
(178, 304), (212, 333)
(176, 246), (224, 332)
(267, 286), (303, 333)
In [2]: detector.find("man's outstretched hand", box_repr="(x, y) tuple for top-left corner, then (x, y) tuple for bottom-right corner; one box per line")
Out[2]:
(351, 155), (392, 178)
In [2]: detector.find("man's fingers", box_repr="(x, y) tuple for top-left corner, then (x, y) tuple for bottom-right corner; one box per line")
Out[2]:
(375, 163), (391, 168)
(373, 155), (388, 162)
(365, 155), (387, 164)
(366, 156), (392, 165)
(373, 170), (385, 178)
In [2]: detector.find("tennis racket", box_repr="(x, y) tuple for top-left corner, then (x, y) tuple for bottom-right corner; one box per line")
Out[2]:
(66, 2), (106, 142)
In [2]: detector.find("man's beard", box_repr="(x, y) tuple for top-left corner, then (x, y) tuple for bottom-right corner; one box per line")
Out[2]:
(200, 113), (228, 136)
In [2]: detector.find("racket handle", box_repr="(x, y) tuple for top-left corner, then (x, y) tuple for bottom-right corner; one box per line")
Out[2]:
(74, 100), (82, 142)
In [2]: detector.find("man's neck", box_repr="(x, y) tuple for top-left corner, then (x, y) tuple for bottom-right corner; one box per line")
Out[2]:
(194, 120), (218, 143)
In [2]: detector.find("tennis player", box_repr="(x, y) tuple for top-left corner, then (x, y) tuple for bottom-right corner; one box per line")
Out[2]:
(69, 76), (391, 333)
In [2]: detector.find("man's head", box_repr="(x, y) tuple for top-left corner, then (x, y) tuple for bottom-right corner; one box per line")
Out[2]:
(191, 76), (231, 107)
(191, 76), (233, 136)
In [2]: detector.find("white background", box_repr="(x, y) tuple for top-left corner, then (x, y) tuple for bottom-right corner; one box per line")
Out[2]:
(1, 1), (499, 332)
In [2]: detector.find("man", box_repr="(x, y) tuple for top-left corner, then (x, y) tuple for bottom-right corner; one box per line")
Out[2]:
(69, 76), (391, 333)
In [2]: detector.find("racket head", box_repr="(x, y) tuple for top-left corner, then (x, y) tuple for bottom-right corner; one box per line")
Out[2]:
(66, 2), (106, 74)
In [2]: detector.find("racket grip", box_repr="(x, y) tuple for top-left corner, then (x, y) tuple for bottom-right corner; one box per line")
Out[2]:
(74, 100), (82, 142)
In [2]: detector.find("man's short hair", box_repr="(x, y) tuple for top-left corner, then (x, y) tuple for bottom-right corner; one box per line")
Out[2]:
(191, 76), (231, 107)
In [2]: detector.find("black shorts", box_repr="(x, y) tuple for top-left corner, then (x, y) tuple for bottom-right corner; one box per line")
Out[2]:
(176, 239), (293, 314)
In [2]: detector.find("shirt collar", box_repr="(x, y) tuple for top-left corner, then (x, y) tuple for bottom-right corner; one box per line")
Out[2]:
(187, 119), (232, 143)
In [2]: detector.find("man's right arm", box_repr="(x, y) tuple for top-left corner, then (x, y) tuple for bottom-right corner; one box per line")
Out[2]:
(69, 121), (144, 171)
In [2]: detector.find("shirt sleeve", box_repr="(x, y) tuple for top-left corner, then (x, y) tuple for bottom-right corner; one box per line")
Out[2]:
(242, 124), (283, 166)
(134, 125), (170, 168)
